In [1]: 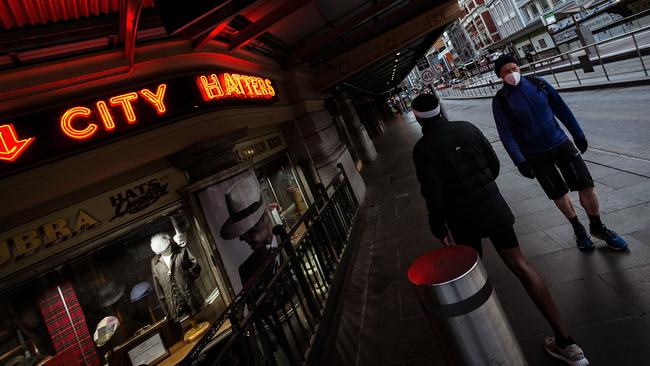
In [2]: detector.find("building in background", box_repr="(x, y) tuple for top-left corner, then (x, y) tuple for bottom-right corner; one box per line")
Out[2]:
(458, 0), (501, 52)
(445, 21), (479, 65)
(487, 0), (527, 40)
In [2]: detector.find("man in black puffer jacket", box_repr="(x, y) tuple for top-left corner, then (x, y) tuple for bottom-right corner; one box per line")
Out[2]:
(412, 93), (589, 366)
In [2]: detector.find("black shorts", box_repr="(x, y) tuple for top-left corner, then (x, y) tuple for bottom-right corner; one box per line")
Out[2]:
(526, 140), (594, 200)
(451, 227), (519, 257)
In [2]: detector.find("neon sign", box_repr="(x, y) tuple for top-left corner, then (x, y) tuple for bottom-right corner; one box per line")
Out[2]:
(0, 72), (278, 176)
(196, 73), (275, 101)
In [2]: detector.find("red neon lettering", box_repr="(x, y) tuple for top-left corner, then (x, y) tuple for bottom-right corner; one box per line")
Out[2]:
(0, 124), (34, 162)
(265, 79), (275, 96)
(109, 92), (138, 123)
(96, 101), (115, 130)
(257, 77), (269, 95)
(249, 77), (262, 95)
(60, 107), (98, 140)
(223, 73), (243, 96)
(140, 84), (168, 114)
(197, 75), (225, 101)
(238, 75), (254, 95)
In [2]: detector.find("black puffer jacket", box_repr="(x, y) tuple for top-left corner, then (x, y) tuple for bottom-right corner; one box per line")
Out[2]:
(412, 118), (514, 239)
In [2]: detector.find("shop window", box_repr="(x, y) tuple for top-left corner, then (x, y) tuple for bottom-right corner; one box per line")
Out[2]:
(258, 158), (309, 230)
(0, 208), (224, 365)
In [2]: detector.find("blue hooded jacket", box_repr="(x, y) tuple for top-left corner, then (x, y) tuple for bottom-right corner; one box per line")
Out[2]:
(492, 76), (585, 165)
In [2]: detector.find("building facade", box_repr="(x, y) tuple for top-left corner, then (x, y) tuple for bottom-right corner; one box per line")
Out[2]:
(459, 0), (501, 52)
(445, 21), (479, 65)
(487, 0), (527, 39)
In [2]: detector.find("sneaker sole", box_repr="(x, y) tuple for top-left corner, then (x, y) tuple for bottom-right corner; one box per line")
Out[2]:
(544, 346), (590, 366)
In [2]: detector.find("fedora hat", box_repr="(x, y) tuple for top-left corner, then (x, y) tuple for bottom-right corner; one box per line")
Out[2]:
(97, 281), (125, 307)
(220, 174), (266, 240)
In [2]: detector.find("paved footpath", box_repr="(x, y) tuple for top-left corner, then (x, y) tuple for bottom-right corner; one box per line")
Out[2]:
(322, 111), (650, 365)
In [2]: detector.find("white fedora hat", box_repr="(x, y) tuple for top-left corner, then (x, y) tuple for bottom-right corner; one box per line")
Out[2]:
(220, 175), (266, 240)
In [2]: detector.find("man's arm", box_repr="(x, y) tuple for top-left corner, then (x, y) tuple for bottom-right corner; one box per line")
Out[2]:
(413, 146), (448, 240)
(540, 78), (585, 140)
(477, 127), (500, 177)
(492, 96), (526, 165)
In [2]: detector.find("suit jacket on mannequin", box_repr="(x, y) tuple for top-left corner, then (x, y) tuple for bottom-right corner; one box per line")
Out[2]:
(151, 246), (202, 322)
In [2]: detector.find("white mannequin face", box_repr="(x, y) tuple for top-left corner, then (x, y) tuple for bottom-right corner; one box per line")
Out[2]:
(150, 234), (172, 254)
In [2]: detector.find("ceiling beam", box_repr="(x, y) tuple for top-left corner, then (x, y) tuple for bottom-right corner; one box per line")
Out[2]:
(175, 0), (257, 40)
(287, 0), (401, 66)
(227, 0), (312, 51)
(313, 1), (462, 92)
(122, 0), (144, 64)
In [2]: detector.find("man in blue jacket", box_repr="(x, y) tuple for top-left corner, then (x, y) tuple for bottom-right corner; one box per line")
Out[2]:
(492, 54), (627, 252)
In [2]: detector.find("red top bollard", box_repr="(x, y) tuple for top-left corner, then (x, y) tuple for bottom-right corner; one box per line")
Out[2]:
(408, 245), (478, 286)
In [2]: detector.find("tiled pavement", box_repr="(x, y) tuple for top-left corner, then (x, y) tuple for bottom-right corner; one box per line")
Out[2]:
(322, 112), (650, 365)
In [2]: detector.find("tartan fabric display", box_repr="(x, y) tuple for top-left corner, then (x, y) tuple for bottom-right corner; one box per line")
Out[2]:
(38, 280), (100, 366)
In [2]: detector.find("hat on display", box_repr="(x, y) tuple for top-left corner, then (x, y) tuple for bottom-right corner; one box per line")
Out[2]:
(130, 281), (152, 303)
(411, 93), (441, 120)
(93, 316), (120, 347)
(494, 54), (519, 77)
(150, 232), (172, 254)
(220, 174), (266, 240)
(97, 281), (125, 307)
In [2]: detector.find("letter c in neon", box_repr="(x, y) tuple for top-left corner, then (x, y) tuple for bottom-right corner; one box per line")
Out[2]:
(60, 107), (98, 140)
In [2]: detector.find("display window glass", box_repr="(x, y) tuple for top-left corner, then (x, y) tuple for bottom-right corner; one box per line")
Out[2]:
(258, 158), (310, 229)
(0, 208), (223, 366)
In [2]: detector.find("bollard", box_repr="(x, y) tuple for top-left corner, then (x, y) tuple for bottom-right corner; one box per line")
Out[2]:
(408, 245), (527, 366)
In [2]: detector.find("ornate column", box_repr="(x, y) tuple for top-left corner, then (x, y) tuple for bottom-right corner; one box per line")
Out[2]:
(280, 70), (367, 204)
(333, 93), (377, 163)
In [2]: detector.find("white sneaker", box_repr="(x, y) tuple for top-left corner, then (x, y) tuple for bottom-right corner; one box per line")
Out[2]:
(544, 336), (590, 366)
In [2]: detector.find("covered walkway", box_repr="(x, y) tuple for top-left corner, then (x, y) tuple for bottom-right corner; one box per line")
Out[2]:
(322, 107), (650, 365)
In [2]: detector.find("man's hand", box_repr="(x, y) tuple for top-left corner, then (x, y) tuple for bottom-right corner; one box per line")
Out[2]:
(517, 161), (536, 179)
(575, 138), (588, 154)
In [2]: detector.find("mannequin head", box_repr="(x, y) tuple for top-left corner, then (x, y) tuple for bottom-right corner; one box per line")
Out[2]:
(150, 233), (172, 255)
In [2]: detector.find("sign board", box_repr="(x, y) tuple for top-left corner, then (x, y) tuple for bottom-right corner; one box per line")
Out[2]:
(0, 167), (187, 290)
(234, 132), (287, 163)
(0, 71), (279, 178)
(416, 57), (431, 72)
(421, 70), (435, 84)
(127, 332), (169, 366)
(543, 13), (557, 26)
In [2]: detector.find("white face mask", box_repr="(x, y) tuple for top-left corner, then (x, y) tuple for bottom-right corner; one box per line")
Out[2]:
(504, 72), (521, 86)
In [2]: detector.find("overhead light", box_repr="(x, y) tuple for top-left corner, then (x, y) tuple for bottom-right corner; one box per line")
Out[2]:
(396, 52), (401, 56)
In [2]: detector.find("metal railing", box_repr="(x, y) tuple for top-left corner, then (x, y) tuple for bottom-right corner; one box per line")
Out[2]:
(437, 24), (650, 99)
(182, 163), (359, 366)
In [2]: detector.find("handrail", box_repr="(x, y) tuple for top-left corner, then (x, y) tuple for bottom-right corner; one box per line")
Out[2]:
(181, 163), (359, 365)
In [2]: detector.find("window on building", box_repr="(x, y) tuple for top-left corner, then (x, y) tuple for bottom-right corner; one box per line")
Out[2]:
(529, 4), (539, 17)
(540, 0), (551, 11)
(539, 38), (548, 48)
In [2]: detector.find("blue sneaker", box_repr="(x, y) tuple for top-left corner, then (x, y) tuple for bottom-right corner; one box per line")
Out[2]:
(590, 224), (628, 251)
(574, 225), (595, 250)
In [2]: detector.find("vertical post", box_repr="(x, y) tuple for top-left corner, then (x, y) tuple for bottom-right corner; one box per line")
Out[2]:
(550, 62), (560, 87)
(593, 44), (610, 81)
(632, 33), (648, 76)
(568, 53), (581, 85)
(276, 226), (322, 320)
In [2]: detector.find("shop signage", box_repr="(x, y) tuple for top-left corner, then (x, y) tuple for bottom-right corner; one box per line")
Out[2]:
(0, 71), (278, 177)
(0, 167), (187, 288)
(234, 132), (287, 163)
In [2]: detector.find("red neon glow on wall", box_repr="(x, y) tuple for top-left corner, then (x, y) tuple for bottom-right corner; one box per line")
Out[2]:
(196, 73), (275, 101)
(0, 124), (34, 162)
(140, 84), (168, 114)
(96, 101), (115, 130)
(109, 92), (139, 123)
(60, 107), (98, 140)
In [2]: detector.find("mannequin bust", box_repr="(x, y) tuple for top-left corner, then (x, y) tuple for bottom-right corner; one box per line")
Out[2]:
(149, 232), (202, 322)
